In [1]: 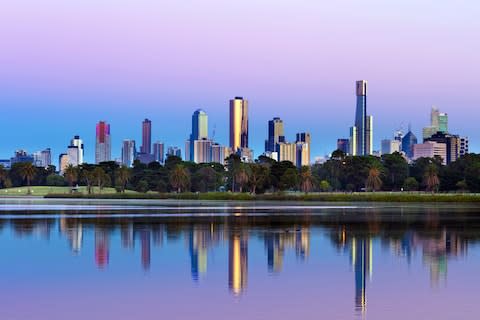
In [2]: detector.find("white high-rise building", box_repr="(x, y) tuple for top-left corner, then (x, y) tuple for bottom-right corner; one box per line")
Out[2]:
(121, 140), (136, 167)
(70, 135), (84, 165)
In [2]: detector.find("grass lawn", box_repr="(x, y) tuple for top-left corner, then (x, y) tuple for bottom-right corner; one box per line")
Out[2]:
(0, 186), (138, 197)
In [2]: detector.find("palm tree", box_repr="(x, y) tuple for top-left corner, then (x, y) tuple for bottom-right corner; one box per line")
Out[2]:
(235, 164), (250, 193)
(92, 167), (109, 193)
(366, 167), (382, 192)
(300, 166), (315, 193)
(20, 163), (36, 194)
(116, 166), (131, 193)
(169, 165), (190, 193)
(423, 164), (440, 193)
(64, 164), (78, 190)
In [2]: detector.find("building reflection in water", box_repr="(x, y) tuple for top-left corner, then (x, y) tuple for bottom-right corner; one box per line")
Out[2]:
(228, 230), (248, 295)
(351, 237), (372, 315)
(140, 229), (151, 271)
(59, 218), (83, 254)
(95, 227), (109, 269)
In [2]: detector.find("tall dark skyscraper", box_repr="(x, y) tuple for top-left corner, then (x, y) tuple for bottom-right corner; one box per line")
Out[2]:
(354, 80), (368, 156)
(265, 117), (285, 152)
(141, 119), (152, 154)
(188, 109), (208, 161)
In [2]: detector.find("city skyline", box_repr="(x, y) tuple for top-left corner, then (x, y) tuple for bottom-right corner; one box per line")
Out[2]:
(1, 1), (478, 162)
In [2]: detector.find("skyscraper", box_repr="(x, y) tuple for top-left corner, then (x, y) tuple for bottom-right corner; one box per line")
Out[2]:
(337, 139), (350, 155)
(349, 126), (357, 156)
(401, 126), (418, 159)
(121, 139), (136, 167)
(33, 148), (52, 167)
(229, 97), (249, 152)
(423, 107), (448, 139)
(295, 132), (311, 167)
(153, 141), (165, 164)
(265, 117), (285, 153)
(141, 119), (152, 154)
(188, 109), (208, 161)
(70, 135), (84, 164)
(354, 80), (367, 156)
(95, 121), (111, 164)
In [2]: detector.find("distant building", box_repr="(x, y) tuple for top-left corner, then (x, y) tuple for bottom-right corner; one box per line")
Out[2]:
(70, 135), (84, 164)
(59, 153), (69, 174)
(167, 146), (182, 159)
(425, 132), (460, 164)
(121, 139), (136, 167)
(459, 137), (469, 157)
(0, 159), (11, 169)
(402, 128), (418, 159)
(211, 144), (229, 165)
(95, 121), (111, 163)
(265, 117), (285, 153)
(193, 139), (213, 164)
(67, 145), (80, 166)
(10, 150), (34, 165)
(295, 132), (311, 167)
(337, 139), (350, 155)
(153, 142), (165, 164)
(141, 119), (152, 155)
(353, 80), (373, 156)
(413, 141), (447, 165)
(136, 153), (155, 164)
(33, 148), (52, 167)
(381, 139), (401, 155)
(349, 126), (357, 156)
(278, 142), (296, 165)
(230, 97), (252, 161)
(423, 106), (448, 139)
(263, 151), (279, 162)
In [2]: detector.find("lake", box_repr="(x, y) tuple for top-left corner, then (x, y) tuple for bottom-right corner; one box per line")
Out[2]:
(0, 198), (479, 319)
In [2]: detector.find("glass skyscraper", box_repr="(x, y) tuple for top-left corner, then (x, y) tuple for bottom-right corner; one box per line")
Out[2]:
(95, 121), (111, 164)
(189, 109), (208, 161)
(229, 97), (249, 152)
(265, 117), (285, 153)
(354, 80), (368, 156)
(141, 119), (152, 155)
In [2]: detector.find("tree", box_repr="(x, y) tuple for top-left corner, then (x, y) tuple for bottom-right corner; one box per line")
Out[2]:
(423, 164), (440, 193)
(403, 177), (419, 191)
(19, 163), (36, 194)
(46, 174), (65, 187)
(319, 180), (331, 192)
(0, 165), (6, 188)
(235, 163), (250, 193)
(193, 166), (219, 192)
(116, 166), (131, 193)
(381, 152), (408, 190)
(365, 166), (383, 192)
(249, 164), (269, 194)
(169, 165), (190, 192)
(299, 166), (315, 193)
(92, 167), (110, 193)
(136, 179), (149, 193)
(280, 168), (299, 191)
(64, 164), (78, 189)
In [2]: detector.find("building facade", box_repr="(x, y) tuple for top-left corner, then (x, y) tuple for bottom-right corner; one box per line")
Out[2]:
(95, 121), (111, 164)
(121, 139), (136, 167)
(229, 97), (249, 153)
(141, 119), (152, 155)
(413, 141), (447, 165)
(402, 129), (418, 159)
(265, 117), (285, 153)
(153, 142), (165, 164)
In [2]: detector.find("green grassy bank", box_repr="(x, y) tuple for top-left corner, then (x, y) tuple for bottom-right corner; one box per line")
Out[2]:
(43, 191), (480, 202)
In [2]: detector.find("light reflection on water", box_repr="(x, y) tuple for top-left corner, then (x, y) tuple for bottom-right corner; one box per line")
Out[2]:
(0, 202), (479, 319)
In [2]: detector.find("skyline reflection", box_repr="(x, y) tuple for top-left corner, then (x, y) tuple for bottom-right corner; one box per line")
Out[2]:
(2, 210), (479, 317)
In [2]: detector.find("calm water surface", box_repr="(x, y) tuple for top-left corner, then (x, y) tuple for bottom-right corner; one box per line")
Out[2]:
(0, 199), (479, 320)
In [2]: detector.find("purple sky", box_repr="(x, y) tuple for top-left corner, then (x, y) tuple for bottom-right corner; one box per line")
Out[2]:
(0, 0), (479, 163)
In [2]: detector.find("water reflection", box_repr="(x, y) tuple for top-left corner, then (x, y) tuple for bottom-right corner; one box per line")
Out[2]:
(3, 206), (480, 318)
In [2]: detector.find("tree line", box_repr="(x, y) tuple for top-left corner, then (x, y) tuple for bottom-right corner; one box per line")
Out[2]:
(1, 151), (480, 193)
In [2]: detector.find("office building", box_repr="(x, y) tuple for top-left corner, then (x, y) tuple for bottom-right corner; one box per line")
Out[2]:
(278, 142), (297, 165)
(354, 80), (371, 156)
(229, 97), (249, 157)
(187, 109), (209, 162)
(413, 141), (447, 165)
(67, 145), (80, 166)
(33, 148), (52, 168)
(70, 135), (84, 164)
(10, 150), (34, 165)
(211, 144), (229, 165)
(167, 146), (182, 159)
(95, 121), (111, 163)
(193, 139), (213, 164)
(0, 159), (11, 169)
(59, 153), (69, 174)
(365, 115), (373, 155)
(381, 139), (401, 155)
(425, 132), (460, 164)
(349, 126), (357, 156)
(141, 119), (152, 155)
(295, 132), (311, 167)
(265, 117), (285, 153)
(153, 142), (165, 164)
(402, 128), (418, 159)
(337, 139), (350, 155)
(459, 137), (469, 157)
(121, 139), (136, 167)
(423, 107), (448, 139)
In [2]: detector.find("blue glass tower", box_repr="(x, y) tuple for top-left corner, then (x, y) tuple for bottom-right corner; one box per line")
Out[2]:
(355, 80), (368, 156)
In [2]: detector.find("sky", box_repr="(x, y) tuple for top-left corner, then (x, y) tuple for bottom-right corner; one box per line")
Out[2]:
(0, 0), (479, 163)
